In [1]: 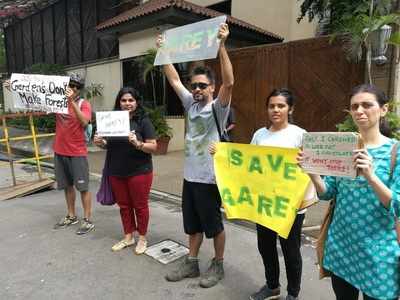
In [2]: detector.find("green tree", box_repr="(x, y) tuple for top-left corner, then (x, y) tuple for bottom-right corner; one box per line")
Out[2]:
(299, 0), (400, 137)
(298, 0), (393, 32)
(299, 0), (400, 83)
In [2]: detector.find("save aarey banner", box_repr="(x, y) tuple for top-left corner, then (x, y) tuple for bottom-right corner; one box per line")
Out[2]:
(214, 143), (310, 238)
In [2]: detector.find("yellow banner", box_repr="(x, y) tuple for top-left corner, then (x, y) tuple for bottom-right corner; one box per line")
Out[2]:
(214, 143), (310, 238)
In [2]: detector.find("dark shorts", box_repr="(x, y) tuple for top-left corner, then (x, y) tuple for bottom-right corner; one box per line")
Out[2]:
(54, 153), (89, 192)
(182, 179), (224, 238)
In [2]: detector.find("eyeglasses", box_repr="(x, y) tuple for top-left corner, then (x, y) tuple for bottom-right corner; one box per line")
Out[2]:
(120, 99), (136, 103)
(68, 83), (80, 89)
(190, 82), (209, 90)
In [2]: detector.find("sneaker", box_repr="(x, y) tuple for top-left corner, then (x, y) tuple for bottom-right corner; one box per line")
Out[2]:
(165, 257), (200, 282)
(53, 215), (78, 229)
(135, 238), (147, 255)
(76, 218), (94, 235)
(249, 285), (281, 300)
(285, 295), (298, 300)
(199, 258), (224, 288)
(111, 239), (135, 252)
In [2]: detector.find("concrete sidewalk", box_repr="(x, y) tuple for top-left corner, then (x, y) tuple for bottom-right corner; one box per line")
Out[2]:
(0, 178), (335, 300)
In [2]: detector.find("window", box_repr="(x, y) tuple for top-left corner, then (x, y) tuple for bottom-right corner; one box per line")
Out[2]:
(122, 57), (184, 116)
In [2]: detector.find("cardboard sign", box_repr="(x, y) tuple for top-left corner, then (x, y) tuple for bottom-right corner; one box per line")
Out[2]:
(10, 73), (69, 114)
(154, 15), (227, 66)
(96, 111), (130, 137)
(214, 143), (310, 238)
(302, 132), (360, 178)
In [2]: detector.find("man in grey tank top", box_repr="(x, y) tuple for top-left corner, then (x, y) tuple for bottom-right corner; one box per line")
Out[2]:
(159, 23), (234, 288)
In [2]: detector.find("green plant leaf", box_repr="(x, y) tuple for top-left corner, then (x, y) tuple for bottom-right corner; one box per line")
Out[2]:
(144, 106), (173, 138)
(388, 32), (400, 46)
(142, 48), (158, 83)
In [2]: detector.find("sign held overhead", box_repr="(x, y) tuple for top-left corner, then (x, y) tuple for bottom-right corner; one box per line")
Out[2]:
(154, 15), (227, 66)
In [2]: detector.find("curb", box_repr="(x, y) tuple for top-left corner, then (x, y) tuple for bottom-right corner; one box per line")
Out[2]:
(148, 187), (321, 233)
(20, 161), (322, 234)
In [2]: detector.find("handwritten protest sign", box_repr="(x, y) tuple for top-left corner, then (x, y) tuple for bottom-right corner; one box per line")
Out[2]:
(154, 15), (227, 66)
(96, 111), (130, 137)
(10, 73), (69, 114)
(302, 132), (361, 178)
(214, 143), (310, 238)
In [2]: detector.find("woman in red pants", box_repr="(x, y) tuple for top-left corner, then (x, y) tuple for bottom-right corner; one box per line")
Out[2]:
(94, 87), (157, 254)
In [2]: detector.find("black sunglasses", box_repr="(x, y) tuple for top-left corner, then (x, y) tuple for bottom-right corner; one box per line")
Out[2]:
(68, 83), (81, 89)
(190, 82), (209, 90)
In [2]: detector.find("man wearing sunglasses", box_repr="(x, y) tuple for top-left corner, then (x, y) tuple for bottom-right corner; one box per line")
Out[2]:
(53, 73), (94, 235)
(159, 23), (234, 288)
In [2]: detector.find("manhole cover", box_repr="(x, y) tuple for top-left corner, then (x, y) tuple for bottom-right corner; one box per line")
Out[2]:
(145, 239), (189, 264)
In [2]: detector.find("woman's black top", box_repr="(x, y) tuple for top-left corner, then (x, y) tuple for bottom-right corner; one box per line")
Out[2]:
(106, 116), (156, 177)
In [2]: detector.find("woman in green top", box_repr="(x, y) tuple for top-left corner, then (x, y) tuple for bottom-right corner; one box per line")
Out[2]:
(298, 84), (400, 300)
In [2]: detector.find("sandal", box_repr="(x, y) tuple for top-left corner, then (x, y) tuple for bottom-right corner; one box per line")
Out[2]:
(135, 238), (147, 255)
(112, 239), (135, 252)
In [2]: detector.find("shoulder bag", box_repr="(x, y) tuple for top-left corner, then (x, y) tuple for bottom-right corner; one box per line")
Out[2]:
(316, 196), (335, 279)
(211, 103), (231, 142)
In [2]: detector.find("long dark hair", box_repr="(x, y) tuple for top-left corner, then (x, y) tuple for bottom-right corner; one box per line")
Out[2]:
(266, 88), (295, 123)
(350, 84), (391, 137)
(113, 87), (146, 120)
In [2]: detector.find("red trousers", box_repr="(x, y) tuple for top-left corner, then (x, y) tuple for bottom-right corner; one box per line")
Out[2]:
(109, 172), (153, 235)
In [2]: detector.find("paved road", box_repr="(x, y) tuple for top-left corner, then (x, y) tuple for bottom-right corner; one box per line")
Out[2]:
(0, 180), (335, 300)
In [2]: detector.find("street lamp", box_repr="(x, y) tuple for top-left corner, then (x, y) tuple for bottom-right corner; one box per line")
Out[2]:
(370, 24), (392, 65)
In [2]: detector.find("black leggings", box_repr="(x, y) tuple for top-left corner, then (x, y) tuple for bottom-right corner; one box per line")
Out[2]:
(331, 274), (397, 300)
(256, 213), (305, 297)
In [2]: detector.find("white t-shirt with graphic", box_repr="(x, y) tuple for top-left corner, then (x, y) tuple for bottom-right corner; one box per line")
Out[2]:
(179, 88), (230, 184)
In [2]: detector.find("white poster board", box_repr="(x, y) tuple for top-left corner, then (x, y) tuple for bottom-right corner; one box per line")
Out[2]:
(10, 73), (70, 114)
(154, 15), (227, 66)
(96, 111), (130, 137)
(302, 132), (360, 178)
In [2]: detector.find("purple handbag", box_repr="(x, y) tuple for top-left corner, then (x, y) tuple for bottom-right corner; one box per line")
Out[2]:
(96, 151), (116, 206)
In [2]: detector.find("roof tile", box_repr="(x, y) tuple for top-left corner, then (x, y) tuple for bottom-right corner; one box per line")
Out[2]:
(96, 0), (283, 41)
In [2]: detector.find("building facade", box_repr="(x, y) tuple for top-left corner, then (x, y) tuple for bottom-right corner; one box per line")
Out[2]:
(3, 0), (318, 151)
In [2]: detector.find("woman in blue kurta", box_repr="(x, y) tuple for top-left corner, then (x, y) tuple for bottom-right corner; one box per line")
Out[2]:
(299, 84), (400, 300)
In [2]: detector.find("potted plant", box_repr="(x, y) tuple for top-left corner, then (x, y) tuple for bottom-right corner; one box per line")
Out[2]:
(145, 106), (173, 155)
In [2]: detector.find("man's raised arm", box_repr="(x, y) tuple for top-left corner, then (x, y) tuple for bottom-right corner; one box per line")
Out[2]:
(163, 64), (186, 98)
(217, 24), (234, 107)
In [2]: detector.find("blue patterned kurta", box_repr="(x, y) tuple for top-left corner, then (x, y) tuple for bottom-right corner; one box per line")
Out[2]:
(319, 140), (400, 300)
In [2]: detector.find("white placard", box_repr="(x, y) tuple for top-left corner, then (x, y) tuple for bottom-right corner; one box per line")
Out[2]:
(96, 111), (130, 137)
(154, 15), (227, 66)
(302, 132), (360, 178)
(10, 73), (70, 114)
